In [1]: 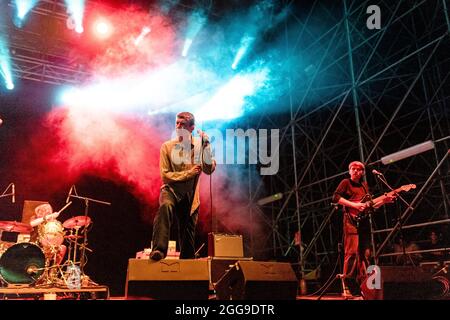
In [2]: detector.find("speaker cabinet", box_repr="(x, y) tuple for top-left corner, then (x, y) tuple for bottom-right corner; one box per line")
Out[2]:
(361, 266), (435, 300)
(208, 257), (254, 287)
(215, 261), (298, 300)
(125, 259), (210, 300)
(208, 233), (244, 258)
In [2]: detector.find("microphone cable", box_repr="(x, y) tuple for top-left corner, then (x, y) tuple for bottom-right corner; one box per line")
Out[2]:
(199, 134), (214, 234)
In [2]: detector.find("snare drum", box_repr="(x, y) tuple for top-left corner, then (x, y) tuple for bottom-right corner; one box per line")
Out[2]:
(38, 220), (64, 248)
(0, 242), (45, 285)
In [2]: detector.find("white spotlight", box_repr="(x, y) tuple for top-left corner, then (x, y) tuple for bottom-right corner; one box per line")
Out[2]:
(381, 140), (435, 165)
(257, 193), (283, 206)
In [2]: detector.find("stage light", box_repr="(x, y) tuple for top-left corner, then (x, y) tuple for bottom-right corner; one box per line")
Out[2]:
(13, 0), (39, 27)
(134, 27), (151, 46)
(67, 16), (84, 33)
(96, 21), (109, 35)
(196, 69), (268, 122)
(231, 47), (247, 70)
(381, 140), (435, 165)
(15, 0), (38, 19)
(65, 0), (85, 34)
(182, 39), (193, 57)
(6, 81), (14, 90)
(197, 76), (254, 121)
(181, 11), (207, 57)
(60, 87), (79, 105)
(75, 25), (84, 34)
(257, 193), (283, 206)
(0, 40), (14, 91)
(231, 35), (255, 70)
(93, 19), (113, 39)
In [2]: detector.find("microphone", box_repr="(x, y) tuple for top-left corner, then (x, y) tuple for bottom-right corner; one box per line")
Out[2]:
(66, 185), (73, 204)
(372, 169), (383, 176)
(12, 183), (15, 203)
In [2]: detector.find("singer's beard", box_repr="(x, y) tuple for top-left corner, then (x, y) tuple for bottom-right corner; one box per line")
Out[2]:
(176, 129), (192, 143)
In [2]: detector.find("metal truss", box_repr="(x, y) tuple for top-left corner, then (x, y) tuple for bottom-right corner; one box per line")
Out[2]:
(0, 0), (94, 86)
(0, 0), (236, 87)
(246, 0), (450, 278)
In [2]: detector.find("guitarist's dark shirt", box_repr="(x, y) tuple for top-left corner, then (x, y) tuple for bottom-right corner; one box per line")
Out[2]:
(333, 178), (370, 234)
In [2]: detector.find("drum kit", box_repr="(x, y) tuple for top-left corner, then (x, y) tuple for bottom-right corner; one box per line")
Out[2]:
(0, 214), (92, 288)
(0, 184), (110, 290)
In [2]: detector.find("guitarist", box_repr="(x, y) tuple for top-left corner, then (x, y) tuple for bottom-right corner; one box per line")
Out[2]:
(332, 161), (371, 297)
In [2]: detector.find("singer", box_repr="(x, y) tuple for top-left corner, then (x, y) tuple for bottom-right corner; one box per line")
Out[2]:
(332, 161), (372, 297)
(149, 112), (216, 261)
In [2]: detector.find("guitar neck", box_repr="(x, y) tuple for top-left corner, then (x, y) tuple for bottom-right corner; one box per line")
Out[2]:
(371, 187), (405, 208)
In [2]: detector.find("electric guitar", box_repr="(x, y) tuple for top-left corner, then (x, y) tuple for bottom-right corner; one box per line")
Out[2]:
(348, 184), (416, 225)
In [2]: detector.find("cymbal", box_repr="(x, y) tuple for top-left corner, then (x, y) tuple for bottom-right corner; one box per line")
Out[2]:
(0, 221), (32, 233)
(62, 216), (91, 229)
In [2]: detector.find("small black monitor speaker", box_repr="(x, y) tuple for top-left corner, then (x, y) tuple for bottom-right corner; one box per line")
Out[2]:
(361, 266), (436, 300)
(215, 260), (298, 300)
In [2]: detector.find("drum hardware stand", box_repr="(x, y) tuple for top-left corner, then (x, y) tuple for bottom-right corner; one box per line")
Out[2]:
(60, 226), (90, 288)
(71, 227), (82, 264)
(33, 202), (73, 288)
(66, 229), (75, 263)
(55, 228), (86, 288)
(34, 246), (66, 288)
(66, 189), (111, 285)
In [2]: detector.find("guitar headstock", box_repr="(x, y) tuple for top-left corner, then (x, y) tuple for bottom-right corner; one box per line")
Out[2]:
(399, 184), (416, 192)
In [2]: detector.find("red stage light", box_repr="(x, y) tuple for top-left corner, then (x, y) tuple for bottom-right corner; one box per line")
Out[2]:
(93, 18), (113, 39)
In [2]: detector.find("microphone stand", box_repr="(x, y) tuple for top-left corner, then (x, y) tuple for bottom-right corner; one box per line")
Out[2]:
(317, 204), (345, 299)
(375, 174), (414, 210)
(199, 134), (215, 233)
(374, 173), (415, 266)
(0, 183), (15, 203)
(67, 193), (111, 281)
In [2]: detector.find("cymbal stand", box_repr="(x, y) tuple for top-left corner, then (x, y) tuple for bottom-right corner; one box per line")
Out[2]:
(59, 227), (84, 288)
(35, 246), (66, 287)
(66, 230), (74, 262)
(73, 227), (81, 264)
(67, 192), (111, 280)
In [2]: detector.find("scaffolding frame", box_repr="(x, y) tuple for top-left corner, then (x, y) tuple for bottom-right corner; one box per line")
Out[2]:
(245, 0), (449, 279)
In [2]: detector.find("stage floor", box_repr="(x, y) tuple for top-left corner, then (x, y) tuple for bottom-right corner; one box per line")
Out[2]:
(0, 285), (110, 300)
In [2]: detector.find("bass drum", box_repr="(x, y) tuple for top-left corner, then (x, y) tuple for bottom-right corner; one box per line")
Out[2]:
(0, 243), (45, 285)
